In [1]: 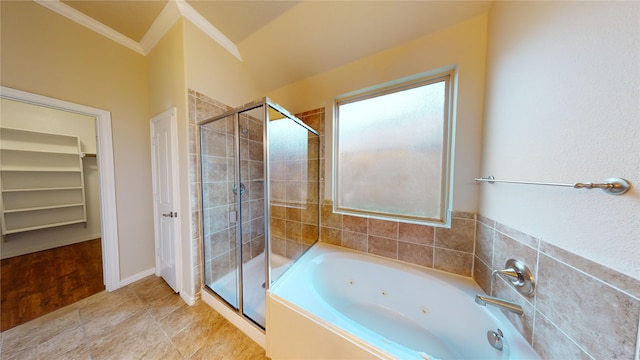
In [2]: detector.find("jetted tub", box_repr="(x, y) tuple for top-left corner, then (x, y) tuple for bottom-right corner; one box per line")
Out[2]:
(267, 243), (540, 360)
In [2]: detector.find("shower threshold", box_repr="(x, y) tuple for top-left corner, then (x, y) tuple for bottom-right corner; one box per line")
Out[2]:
(208, 251), (292, 327)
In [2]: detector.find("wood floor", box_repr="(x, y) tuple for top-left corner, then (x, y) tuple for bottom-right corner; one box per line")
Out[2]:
(1, 239), (104, 331)
(0, 275), (268, 359)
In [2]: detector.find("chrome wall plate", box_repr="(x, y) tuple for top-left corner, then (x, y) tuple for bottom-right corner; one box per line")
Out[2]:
(503, 259), (535, 296)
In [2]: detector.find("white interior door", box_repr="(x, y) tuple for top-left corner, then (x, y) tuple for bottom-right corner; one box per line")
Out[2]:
(150, 108), (181, 292)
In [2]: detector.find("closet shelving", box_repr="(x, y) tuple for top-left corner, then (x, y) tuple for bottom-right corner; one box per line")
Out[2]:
(0, 127), (87, 238)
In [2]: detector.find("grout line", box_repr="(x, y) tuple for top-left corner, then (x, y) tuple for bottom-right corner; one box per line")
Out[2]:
(534, 310), (597, 360)
(540, 251), (639, 301)
(396, 221), (399, 259)
(471, 214), (477, 278)
(493, 227), (539, 252)
(490, 222), (496, 296)
(485, 217), (638, 300)
(432, 227), (436, 267)
(635, 315), (640, 360)
(76, 308), (93, 360)
(528, 237), (541, 352)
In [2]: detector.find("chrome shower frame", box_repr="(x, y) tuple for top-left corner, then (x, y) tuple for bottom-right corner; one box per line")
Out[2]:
(197, 97), (319, 331)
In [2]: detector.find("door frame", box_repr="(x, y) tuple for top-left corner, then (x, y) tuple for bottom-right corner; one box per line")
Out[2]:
(150, 108), (182, 293)
(0, 86), (120, 291)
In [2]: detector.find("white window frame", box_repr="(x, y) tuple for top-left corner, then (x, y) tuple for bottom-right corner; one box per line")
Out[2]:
(332, 69), (455, 227)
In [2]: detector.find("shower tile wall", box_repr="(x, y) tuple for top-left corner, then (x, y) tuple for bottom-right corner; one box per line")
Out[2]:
(270, 109), (321, 261)
(240, 112), (267, 264)
(474, 215), (640, 359)
(189, 92), (321, 295)
(188, 90), (231, 295)
(189, 92), (266, 288)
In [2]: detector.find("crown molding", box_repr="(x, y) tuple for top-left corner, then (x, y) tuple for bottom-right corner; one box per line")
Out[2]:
(177, 0), (242, 61)
(139, 1), (182, 55)
(33, 0), (145, 55)
(34, 0), (242, 61)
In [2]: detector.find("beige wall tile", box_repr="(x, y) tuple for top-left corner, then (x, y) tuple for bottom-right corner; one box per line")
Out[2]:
(271, 236), (286, 257)
(474, 221), (493, 266)
(285, 220), (302, 241)
(301, 203), (319, 225)
(433, 248), (472, 276)
(495, 222), (539, 249)
(285, 207), (302, 222)
(473, 256), (492, 294)
(368, 235), (397, 258)
(493, 232), (538, 280)
(398, 222), (434, 245)
(536, 253), (639, 359)
(343, 215), (367, 234)
(270, 218), (285, 238)
(301, 224), (319, 245)
(285, 239), (303, 259)
(320, 227), (342, 246)
(532, 313), (592, 360)
(540, 241), (640, 298)
(368, 219), (398, 239)
(398, 241), (433, 268)
(343, 231), (367, 252)
(435, 218), (474, 252)
(321, 203), (342, 229)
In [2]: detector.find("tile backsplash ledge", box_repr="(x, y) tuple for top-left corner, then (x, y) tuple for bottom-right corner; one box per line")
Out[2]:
(319, 202), (476, 277)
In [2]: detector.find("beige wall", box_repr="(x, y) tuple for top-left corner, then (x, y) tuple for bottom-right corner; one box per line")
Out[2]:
(480, 1), (640, 279)
(182, 21), (266, 297)
(146, 19), (192, 297)
(0, 1), (154, 280)
(184, 21), (263, 108)
(268, 14), (488, 214)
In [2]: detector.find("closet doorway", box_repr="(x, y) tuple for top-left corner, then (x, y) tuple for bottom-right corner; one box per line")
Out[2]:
(0, 87), (119, 330)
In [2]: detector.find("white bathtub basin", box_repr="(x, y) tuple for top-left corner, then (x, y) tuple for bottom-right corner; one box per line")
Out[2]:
(267, 243), (540, 360)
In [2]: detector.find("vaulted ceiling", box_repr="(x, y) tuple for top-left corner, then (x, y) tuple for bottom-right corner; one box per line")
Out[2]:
(36, 0), (492, 91)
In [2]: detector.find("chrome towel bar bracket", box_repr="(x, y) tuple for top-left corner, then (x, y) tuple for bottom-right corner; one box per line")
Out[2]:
(474, 176), (631, 195)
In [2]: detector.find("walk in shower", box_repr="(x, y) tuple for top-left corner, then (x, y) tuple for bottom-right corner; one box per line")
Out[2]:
(199, 98), (320, 329)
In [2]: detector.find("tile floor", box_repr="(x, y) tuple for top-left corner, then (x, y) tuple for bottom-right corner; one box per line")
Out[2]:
(0, 275), (269, 359)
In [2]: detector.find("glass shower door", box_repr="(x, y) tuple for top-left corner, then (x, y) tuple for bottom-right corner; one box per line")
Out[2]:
(201, 114), (239, 309)
(201, 105), (267, 328)
(200, 97), (319, 331)
(238, 106), (266, 328)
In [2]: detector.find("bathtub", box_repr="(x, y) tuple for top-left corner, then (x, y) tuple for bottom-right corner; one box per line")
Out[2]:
(267, 243), (540, 360)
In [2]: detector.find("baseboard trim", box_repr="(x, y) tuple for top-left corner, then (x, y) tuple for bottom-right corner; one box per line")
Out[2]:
(118, 268), (156, 288)
(180, 290), (197, 306)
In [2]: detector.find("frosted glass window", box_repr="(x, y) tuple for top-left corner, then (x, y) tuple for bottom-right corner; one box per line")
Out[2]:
(335, 73), (453, 225)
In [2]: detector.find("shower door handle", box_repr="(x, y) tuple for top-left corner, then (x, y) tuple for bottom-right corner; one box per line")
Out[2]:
(233, 182), (246, 196)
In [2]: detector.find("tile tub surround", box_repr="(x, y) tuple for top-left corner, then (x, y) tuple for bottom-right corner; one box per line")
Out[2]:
(474, 215), (640, 359)
(318, 202), (476, 277)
